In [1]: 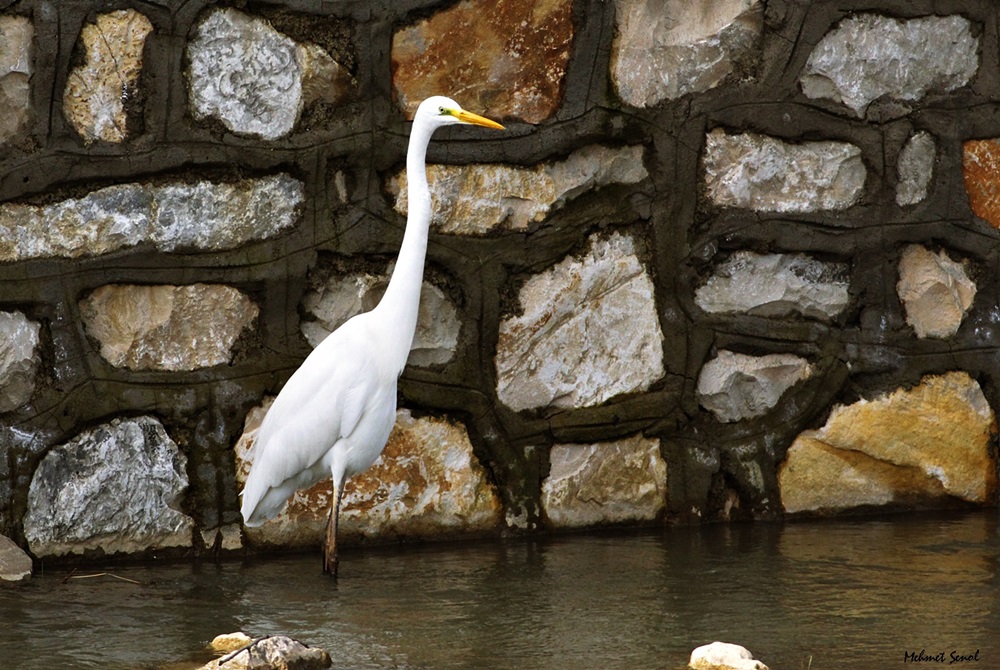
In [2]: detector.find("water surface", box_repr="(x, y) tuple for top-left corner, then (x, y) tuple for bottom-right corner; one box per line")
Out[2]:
(3, 511), (998, 669)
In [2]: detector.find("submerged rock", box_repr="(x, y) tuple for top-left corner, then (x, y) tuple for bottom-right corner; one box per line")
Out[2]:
(800, 14), (979, 117)
(779, 372), (997, 514)
(388, 145), (647, 235)
(0, 310), (41, 412)
(611, 0), (763, 107)
(542, 435), (666, 527)
(496, 232), (664, 411)
(702, 129), (865, 212)
(23, 416), (194, 558)
(0, 533), (31, 583)
(689, 641), (769, 670)
(199, 635), (331, 670)
(697, 350), (813, 423)
(896, 245), (975, 339)
(79, 284), (259, 371)
(63, 9), (153, 144)
(695, 251), (850, 321)
(236, 403), (502, 547)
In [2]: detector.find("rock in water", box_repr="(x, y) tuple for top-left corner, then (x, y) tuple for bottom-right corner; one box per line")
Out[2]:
(689, 641), (769, 670)
(23, 416), (194, 558)
(0, 533), (31, 583)
(200, 635), (331, 670)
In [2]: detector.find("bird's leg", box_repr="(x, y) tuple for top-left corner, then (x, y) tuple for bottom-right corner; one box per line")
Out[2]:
(323, 484), (345, 577)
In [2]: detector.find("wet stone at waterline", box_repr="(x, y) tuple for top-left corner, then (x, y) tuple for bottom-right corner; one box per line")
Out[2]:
(63, 9), (153, 144)
(496, 232), (664, 412)
(779, 372), (998, 514)
(388, 145), (647, 235)
(391, 0), (574, 124)
(23, 416), (194, 558)
(611, 0), (763, 108)
(235, 403), (502, 547)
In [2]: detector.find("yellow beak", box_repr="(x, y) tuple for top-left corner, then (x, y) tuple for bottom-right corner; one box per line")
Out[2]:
(454, 109), (505, 130)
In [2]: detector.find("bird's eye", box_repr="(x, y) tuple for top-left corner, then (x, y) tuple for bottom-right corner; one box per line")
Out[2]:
(438, 106), (446, 115)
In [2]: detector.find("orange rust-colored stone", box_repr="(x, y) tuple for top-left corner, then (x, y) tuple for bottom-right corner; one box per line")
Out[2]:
(963, 138), (1000, 228)
(391, 0), (574, 124)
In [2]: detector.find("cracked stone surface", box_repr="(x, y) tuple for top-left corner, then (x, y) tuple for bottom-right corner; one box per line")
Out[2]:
(702, 129), (866, 212)
(697, 350), (813, 423)
(695, 251), (851, 321)
(0, 174), (303, 262)
(300, 269), (461, 367)
(611, 0), (763, 107)
(0, 311), (40, 413)
(23, 416), (194, 557)
(896, 131), (935, 206)
(0, 15), (32, 146)
(779, 372), (997, 514)
(800, 14), (979, 117)
(389, 144), (647, 235)
(63, 10), (153, 144)
(542, 435), (667, 527)
(496, 232), (664, 411)
(79, 284), (259, 371)
(236, 404), (502, 547)
(896, 245), (975, 339)
(187, 8), (351, 139)
(391, 0), (574, 123)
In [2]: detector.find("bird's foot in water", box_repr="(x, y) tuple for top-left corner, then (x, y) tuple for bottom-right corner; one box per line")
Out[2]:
(323, 548), (339, 578)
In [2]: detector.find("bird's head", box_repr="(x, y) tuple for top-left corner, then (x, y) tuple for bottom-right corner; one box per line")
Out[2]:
(414, 96), (504, 131)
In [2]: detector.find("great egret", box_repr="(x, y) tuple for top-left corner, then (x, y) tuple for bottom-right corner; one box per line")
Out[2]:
(240, 96), (504, 577)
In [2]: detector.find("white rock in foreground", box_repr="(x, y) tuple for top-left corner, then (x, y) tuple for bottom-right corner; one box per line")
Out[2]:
(611, 0), (762, 107)
(703, 129), (865, 212)
(695, 251), (850, 321)
(80, 284), (259, 371)
(496, 232), (664, 411)
(0, 174), (303, 262)
(0, 311), (41, 412)
(389, 145), (647, 235)
(542, 435), (666, 527)
(0, 15), (33, 146)
(23, 416), (194, 557)
(800, 14), (979, 117)
(236, 403), (502, 547)
(690, 641), (769, 670)
(896, 245), (975, 339)
(301, 269), (460, 367)
(697, 350), (813, 422)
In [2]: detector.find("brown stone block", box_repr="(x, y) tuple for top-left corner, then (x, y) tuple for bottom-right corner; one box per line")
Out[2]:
(963, 138), (1000, 228)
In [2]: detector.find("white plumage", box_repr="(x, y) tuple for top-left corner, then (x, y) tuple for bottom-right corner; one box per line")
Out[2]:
(240, 96), (503, 576)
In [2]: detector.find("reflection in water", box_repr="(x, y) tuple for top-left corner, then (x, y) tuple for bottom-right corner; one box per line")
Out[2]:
(2, 511), (998, 669)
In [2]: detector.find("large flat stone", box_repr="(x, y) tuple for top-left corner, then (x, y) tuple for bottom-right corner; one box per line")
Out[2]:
(388, 144), (646, 235)
(541, 434), (666, 527)
(0, 311), (40, 412)
(63, 10), (153, 144)
(0, 174), (303, 262)
(896, 245), (974, 339)
(300, 269), (460, 367)
(0, 15), (33, 146)
(236, 404), (502, 547)
(496, 232), (664, 411)
(800, 14), (979, 117)
(79, 284), (259, 371)
(702, 129), (865, 212)
(611, 0), (762, 107)
(391, 0), (574, 123)
(697, 350), (813, 423)
(23, 416), (194, 557)
(779, 372), (997, 514)
(695, 251), (850, 321)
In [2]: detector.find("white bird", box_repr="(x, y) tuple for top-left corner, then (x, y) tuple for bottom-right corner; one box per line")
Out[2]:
(240, 96), (504, 577)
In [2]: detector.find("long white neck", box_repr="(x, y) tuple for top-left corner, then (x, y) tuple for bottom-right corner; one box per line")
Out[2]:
(375, 118), (435, 374)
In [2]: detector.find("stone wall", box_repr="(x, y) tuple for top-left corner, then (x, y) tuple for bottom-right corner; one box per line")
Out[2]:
(2, 0), (999, 561)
